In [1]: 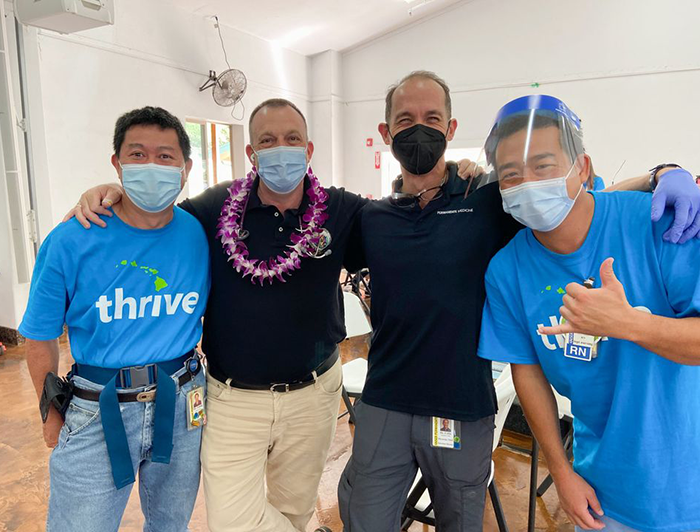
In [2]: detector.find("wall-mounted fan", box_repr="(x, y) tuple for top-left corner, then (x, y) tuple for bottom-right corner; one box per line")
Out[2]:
(199, 69), (247, 107)
(199, 16), (247, 120)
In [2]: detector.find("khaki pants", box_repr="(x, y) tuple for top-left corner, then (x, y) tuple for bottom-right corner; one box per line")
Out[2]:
(202, 358), (342, 532)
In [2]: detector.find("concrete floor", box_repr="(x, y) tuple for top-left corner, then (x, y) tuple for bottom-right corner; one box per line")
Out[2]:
(0, 334), (573, 531)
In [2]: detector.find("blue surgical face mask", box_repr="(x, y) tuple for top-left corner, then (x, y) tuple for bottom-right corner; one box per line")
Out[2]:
(500, 171), (582, 232)
(120, 162), (184, 213)
(255, 146), (308, 194)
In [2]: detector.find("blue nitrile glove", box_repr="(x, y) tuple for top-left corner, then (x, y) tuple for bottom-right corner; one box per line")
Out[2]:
(651, 168), (700, 244)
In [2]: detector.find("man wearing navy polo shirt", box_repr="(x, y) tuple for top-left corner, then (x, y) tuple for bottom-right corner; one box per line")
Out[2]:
(20, 107), (209, 531)
(338, 71), (523, 531)
(478, 95), (700, 532)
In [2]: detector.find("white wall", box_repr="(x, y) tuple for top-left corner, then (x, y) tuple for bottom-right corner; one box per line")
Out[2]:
(308, 50), (344, 187)
(33, 0), (311, 234)
(0, 0), (34, 330)
(340, 0), (700, 197)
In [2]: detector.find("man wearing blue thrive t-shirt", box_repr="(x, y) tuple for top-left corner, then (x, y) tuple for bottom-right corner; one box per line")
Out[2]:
(20, 107), (210, 531)
(478, 95), (700, 532)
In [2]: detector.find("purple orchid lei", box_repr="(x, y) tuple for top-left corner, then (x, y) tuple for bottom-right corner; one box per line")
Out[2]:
(216, 167), (330, 285)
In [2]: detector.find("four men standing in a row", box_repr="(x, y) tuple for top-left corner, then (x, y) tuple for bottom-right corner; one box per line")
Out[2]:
(24, 70), (700, 532)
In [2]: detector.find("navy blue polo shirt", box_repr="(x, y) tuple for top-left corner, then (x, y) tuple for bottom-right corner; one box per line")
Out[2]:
(179, 176), (367, 385)
(349, 163), (522, 421)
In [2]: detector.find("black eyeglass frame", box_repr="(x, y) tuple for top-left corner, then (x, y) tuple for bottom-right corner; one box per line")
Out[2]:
(390, 183), (446, 208)
(389, 171), (451, 208)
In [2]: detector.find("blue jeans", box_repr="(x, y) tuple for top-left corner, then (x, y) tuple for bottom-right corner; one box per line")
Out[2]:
(46, 368), (205, 532)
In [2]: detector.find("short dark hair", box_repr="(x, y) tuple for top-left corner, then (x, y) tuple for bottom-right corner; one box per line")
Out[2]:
(248, 98), (308, 142)
(485, 113), (585, 167)
(113, 106), (191, 160)
(385, 70), (452, 123)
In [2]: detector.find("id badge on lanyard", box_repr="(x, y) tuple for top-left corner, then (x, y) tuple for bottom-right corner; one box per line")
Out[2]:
(186, 387), (206, 430)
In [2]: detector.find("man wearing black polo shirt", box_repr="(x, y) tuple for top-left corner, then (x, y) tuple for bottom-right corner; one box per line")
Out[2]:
(338, 71), (521, 532)
(66, 99), (366, 532)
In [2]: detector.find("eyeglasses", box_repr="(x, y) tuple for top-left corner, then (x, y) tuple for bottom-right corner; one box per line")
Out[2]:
(390, 186), (444, 208)
(390, 175), (447, 208)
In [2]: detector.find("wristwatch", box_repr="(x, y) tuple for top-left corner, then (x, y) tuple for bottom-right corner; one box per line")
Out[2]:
(649, 163), (681, 191)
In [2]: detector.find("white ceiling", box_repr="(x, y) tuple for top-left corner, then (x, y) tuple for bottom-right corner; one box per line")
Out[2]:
(170, 0), (467, 56)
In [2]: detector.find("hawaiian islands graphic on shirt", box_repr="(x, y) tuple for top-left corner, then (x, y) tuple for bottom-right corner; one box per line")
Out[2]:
(116, 260), (169, 292)
(540, 285), (566, 295)
(95, 260), (199, 323)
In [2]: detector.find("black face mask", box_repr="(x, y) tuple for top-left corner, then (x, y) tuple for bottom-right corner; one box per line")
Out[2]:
(390, 123), (448, 175)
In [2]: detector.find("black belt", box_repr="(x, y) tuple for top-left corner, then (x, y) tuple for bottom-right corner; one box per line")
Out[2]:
(73, 358), (201, 403)
(217, 349), (339, 393)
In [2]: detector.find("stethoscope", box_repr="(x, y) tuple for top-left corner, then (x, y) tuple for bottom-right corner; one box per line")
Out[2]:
(236, 191), (332, 259)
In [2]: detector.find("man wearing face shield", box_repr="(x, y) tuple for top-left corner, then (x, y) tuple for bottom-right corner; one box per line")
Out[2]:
(19, 107), (210, 530)
(478, 95), (700, 532)
(62, 98), (367, 532)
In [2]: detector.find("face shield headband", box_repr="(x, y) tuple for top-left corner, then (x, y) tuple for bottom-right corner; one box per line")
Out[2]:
(474, 96), (583, 198)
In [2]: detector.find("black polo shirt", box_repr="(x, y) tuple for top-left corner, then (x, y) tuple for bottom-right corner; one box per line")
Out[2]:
(348, 163), (522, 421)
(179, 176), (367, 384)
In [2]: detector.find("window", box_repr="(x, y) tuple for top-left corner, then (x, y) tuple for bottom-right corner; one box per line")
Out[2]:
(380, 147), (484, 197)
(185, 120), (236, 196)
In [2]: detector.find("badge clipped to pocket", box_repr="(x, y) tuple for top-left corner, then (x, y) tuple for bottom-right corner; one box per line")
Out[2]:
(186, 386), (206, 430)
(431, 417), (461, 450)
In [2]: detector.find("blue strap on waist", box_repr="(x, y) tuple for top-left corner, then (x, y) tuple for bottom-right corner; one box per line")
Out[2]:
(73, 352), (191, 489)
(151, 366), (175, 464)
(98, 376), (133, 489)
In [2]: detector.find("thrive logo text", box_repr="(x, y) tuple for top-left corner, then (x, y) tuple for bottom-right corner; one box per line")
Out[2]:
(95, 288), (200, 323)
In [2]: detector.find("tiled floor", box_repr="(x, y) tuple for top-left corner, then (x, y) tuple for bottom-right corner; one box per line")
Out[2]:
(0, 334), (573, 531)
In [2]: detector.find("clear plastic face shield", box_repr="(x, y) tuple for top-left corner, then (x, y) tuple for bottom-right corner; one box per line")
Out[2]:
(477, 95), (588, 232)
(481, 95), (585, 188)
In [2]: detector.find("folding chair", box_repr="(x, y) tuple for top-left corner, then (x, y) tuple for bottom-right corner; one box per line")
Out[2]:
(339, 291), (371, 425)
(400, 364), (517, 532)
(340, 269), (371, 310)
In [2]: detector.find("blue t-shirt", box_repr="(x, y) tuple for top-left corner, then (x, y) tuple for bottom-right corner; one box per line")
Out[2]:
(591, 175), (606, 191)
(478, 191), (700, 532)
(19, 207), (210, 368)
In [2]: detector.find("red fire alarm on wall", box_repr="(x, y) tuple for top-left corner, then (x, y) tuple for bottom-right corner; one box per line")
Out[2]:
(366, 138), (373, 147)
(375, 151), (381, 169)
